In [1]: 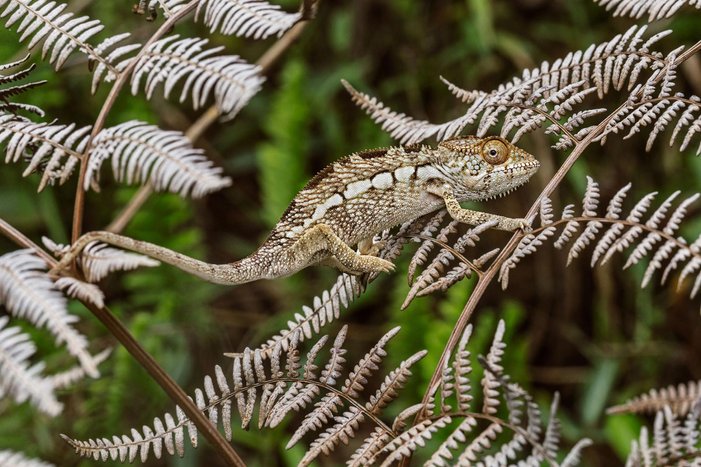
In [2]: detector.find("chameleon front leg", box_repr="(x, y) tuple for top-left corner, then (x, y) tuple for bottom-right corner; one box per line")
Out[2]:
(292, 224), (394, 275)
(428, 185), (530, 232)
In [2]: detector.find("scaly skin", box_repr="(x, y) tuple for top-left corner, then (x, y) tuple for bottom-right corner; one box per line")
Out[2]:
(51, 136), (539, 285)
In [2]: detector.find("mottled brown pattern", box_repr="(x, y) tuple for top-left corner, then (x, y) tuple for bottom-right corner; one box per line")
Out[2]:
(55, 137), (539, 286)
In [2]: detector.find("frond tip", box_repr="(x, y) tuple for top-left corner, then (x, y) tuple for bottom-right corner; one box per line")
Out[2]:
(500, 177), (701, 310)
(130, 35), (265, 120)
(0, 249), (98, 377)
(86, 121), (232, 197)
(195, 0), (303, 39)
(608, 380), (701, 416)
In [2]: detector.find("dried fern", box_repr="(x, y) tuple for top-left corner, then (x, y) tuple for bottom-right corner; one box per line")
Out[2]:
(61, 326), (426, 463)
(345, 25), (670, 145)
(62, 320), (588, 464)
(609, 380), (701, 416)
(402, 218), (500, 309)
(595, 0), (701, 21)
(354, 319), (592, 465)
(0, 249), (98, 376)
(626, 406), (701, 466)
(195, 0), (303, 38)
(86, 121), (232, 197)
(0, 315), (62, 415)
(499, 177), (701, 310)
(1, 117), (233, 196)
(0, 0), (110, 70)
(0, 112), (90, 190)
(129, 35), (264, 120)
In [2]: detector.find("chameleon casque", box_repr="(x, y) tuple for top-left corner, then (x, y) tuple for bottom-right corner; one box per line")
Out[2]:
(52, 136), (540, 284)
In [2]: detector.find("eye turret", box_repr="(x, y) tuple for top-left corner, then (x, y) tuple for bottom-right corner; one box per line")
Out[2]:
(481, 138), (509, 165)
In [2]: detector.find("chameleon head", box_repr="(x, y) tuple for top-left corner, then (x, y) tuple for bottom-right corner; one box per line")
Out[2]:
(437, 136), (540, 200)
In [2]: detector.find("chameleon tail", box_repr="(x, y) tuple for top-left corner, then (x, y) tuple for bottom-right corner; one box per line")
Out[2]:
(53, 231), (266, 285)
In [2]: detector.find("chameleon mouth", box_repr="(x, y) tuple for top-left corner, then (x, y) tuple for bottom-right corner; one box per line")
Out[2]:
(481, 160), (540, 201)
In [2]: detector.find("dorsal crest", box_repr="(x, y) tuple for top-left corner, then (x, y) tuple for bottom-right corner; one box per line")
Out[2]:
(437, 136), (483, 153)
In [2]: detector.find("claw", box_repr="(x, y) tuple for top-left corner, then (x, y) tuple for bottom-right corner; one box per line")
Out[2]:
(517, 218), (533, 234)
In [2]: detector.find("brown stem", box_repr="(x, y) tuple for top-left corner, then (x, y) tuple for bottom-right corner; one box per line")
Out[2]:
(106, 185), (153, 233)
(0, 217), (245, 466)
(71, 0), (199, 244)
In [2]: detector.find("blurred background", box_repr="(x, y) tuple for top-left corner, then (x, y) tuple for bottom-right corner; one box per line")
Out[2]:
(1, 0), (701, 465)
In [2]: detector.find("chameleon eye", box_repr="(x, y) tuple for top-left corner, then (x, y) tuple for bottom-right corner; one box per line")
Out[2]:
(481, 139), (509, 165)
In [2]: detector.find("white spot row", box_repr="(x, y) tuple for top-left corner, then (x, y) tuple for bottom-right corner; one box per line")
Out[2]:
(290, 164), (448, 236)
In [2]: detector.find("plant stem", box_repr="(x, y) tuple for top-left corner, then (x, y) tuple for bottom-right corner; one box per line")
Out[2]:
(71, 0), (199, 244)
(0, 217), (246, 466)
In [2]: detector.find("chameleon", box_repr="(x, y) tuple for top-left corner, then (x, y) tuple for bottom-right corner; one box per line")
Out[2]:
(51, 136), (540, 285)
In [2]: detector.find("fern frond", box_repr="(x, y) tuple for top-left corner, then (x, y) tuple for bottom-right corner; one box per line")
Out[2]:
(595, 0), (701, 21)
(0, 112), (90, 191)
(481, 319), (506, 415)
(626, 406), (701, 466)
(0, 316), (62, 415)
(500, 178), (701, 309)
(608, 380), (701, 416)
(301, 349), (427, 466)
(196, 0), (302, 38)
(403, 220), (497, 308)
(62, 326), (426, 464)
(0, 0), (109, 70)
(406, 210), (448, 283)
(345, 26), (669, 145)
(413, 320), (591, 465)
(54, 277), (104, 307)
(86, 121), (232, 197)
(603, 92), (701, 155)
(130, 35), (264, 120)
(0, 54), (45, 116)
(0, 450), (54, 467)
(45, 348), (110, 390)
(0, 249), (98, 376)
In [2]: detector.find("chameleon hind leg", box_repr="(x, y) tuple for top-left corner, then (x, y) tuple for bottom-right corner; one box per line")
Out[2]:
(292, 224), (395, 275)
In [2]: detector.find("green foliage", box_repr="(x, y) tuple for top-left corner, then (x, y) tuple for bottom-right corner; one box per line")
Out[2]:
(257, 60), (310, 227)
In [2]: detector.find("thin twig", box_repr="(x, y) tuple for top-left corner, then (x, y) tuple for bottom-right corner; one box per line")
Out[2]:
(106, 185), (153, 233)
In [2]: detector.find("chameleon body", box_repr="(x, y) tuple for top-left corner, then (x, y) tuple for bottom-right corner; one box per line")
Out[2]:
(52, 136), (539, 285)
